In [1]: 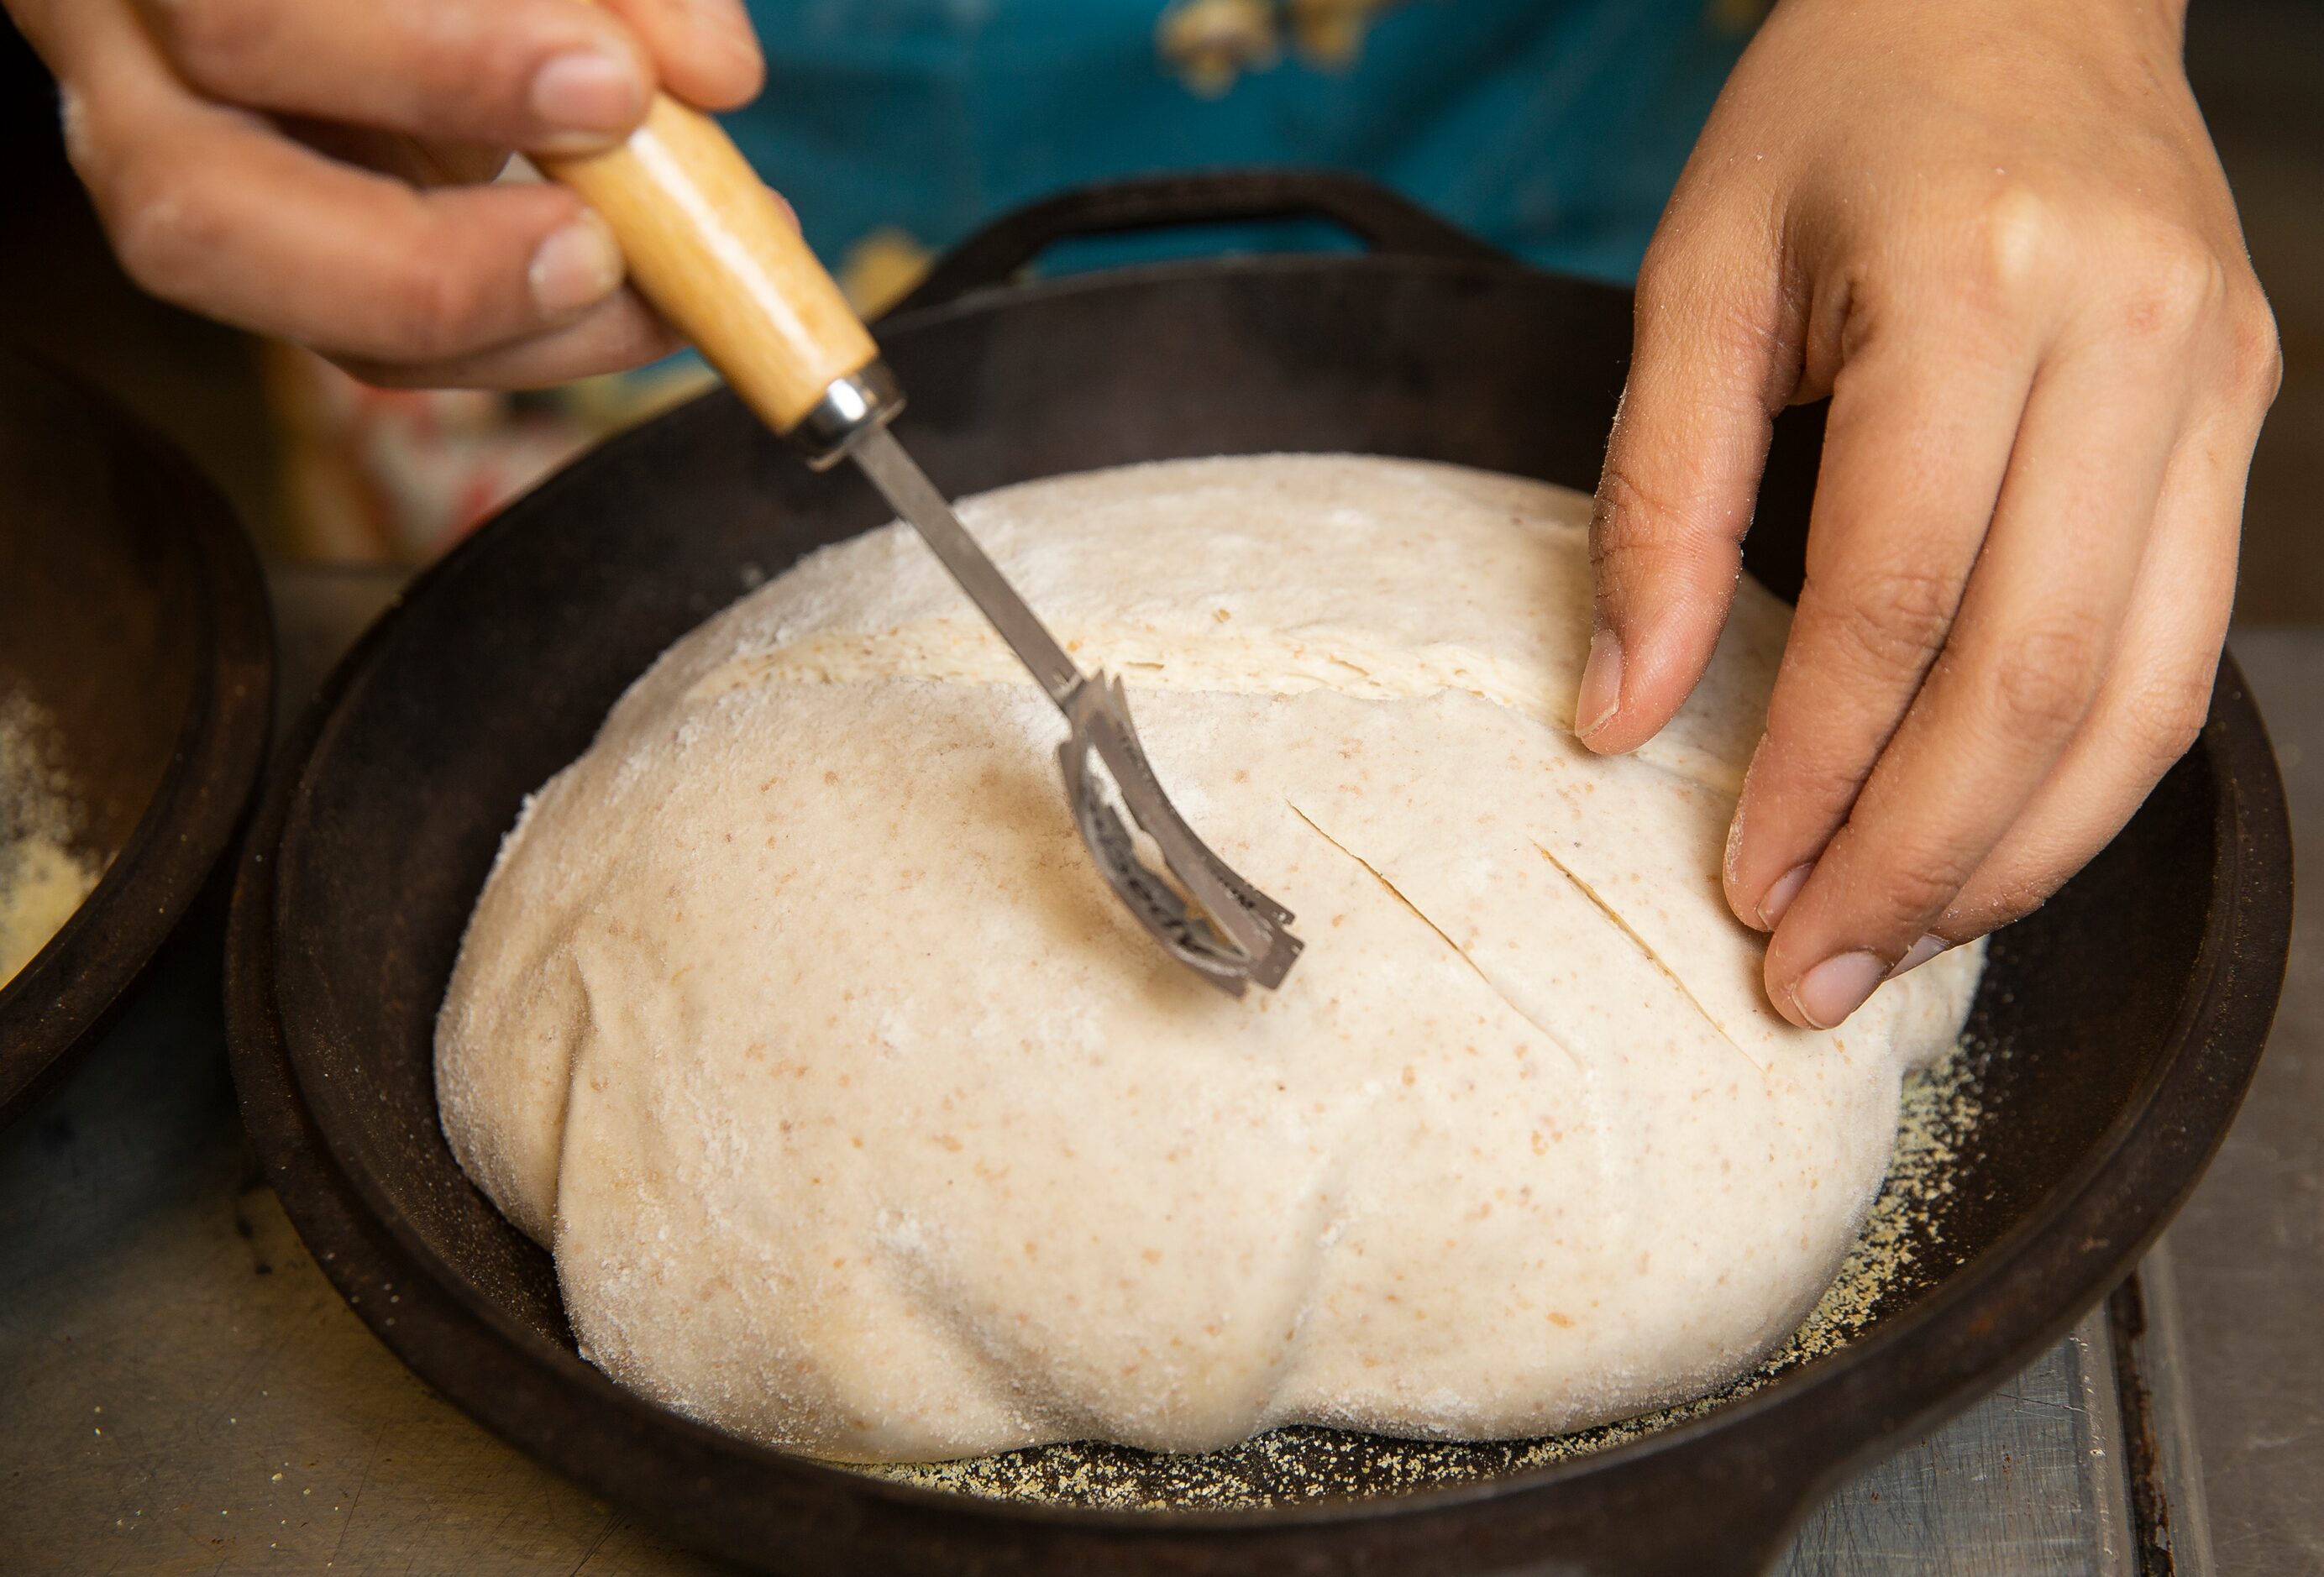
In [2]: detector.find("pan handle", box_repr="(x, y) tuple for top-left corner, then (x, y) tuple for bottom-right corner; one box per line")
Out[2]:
(892, 170), (1505, 316)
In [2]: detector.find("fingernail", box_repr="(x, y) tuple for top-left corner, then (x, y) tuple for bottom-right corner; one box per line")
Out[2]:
(1887, 933), (1949, 979)
(1757, 862), (1813, 929)
(1575, 630), (1621, 739)
(530, 50), (646, 140)
(529, 211), (624, 317)
(1792, 951), (1885, 1030)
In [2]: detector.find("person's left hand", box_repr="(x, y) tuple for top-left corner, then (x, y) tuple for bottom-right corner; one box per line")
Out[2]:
(1575, 0), (2281, 1029)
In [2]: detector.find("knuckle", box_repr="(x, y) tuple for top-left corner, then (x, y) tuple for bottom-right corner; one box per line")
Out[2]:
(153, 0), (278, 96)
(57, 82), (147, 223)
(2226, 294), (2285, 405)
(1752, 742), (1874, 837)
(55, 82), (106, 186)
(1592, 457), (1744, 563)
(1805, 559), (1957, 680)
(1879, 861), (1968, 930)
(1631, 232), (1786, 406)
(57, 83), (135, 253)
(1956, 184), (2074, 308)
(1987, 626), (2103, 735)
(395, 253), (500, 360)
(1832, 831), (1970, 935)
(1591, 459), (1672, 548)
(1587, 481), (1737, 618)
(406, 18), (516, 119)
(2128, 668), (2214, 771)
(2114, 223), (2227, 340)
(1631, 228), (1701, 317)
(100, 155), (213, 300)
(1793, 744), (1883, 814)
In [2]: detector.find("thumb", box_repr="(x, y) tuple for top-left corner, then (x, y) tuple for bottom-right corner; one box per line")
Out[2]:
(1577, 223), (1791, 754)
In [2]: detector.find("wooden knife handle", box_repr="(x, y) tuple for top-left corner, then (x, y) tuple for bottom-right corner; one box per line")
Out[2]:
(536, 97), (878, 435)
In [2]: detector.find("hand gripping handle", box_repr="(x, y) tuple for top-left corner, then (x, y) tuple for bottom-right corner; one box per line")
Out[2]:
(538, 97), (882, 439)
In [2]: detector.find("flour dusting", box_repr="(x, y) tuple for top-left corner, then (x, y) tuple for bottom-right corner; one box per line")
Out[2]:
(2, 694), (101, 988)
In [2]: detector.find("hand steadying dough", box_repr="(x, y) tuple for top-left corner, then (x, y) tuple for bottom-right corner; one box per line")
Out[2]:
(10, 0), (2267, 1025)
(1576, 0), (2278, 1030)
(438, 456), (1981, 1461)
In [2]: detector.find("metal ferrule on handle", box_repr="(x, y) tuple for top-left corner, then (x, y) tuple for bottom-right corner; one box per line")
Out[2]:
(790, 363), (906, 469)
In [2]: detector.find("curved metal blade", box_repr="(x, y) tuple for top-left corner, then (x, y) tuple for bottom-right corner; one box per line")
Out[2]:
(1062, 676), (1301, 993)
(847, 426), (1303, 993)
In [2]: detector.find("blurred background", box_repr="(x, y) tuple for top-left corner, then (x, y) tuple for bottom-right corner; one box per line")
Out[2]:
(2, 0), (2317, 605)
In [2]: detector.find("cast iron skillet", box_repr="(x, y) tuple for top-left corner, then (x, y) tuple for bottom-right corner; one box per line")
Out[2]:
(0, 352), (273, 1123)
(225, 173), (2290, 1575)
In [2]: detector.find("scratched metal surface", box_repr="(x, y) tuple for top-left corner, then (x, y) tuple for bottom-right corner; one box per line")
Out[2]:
(2166, 631), (2324, 1577)
(0, 573), (2300, 1575)
(1774, 1312), (2133, 1577)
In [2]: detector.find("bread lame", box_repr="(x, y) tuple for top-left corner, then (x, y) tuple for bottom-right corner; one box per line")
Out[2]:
(537, 98), (1302, 994)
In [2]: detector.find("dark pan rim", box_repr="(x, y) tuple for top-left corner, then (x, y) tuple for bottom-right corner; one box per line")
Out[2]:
(0, 357), (275, 1124)
(232, 601), (2286, 1539)
(227, 256), (2289, 1565)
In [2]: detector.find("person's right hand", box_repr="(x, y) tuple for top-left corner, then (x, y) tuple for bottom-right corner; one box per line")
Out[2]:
(5, 0), (763, 386)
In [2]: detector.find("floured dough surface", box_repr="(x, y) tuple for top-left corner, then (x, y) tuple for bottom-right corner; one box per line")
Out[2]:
(437, 453), (1981, 1463)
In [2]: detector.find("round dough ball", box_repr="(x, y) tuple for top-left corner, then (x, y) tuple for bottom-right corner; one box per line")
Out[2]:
(436, 454), (1981, 1463)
